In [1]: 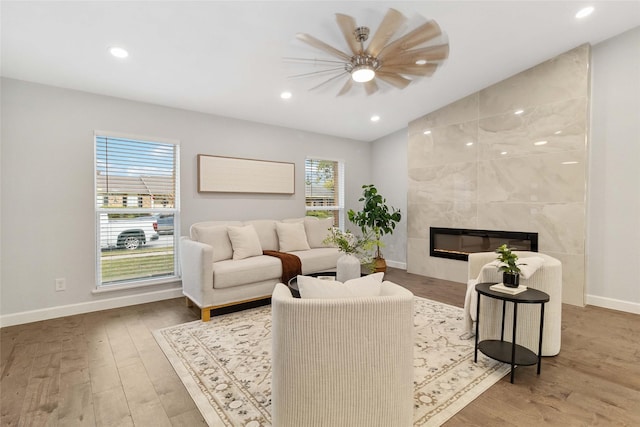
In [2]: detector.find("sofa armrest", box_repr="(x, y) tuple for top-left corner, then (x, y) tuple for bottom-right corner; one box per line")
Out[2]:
(180, 236), (214, 308)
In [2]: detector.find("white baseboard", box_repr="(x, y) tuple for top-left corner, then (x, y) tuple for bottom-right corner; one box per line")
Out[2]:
(386, 260), (407, 270)
(0, 287), (183, 328)
(586, 294), (640, 314)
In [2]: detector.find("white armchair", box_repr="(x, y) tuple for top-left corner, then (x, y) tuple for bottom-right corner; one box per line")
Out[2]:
(271, 282), (414, 427)
(465, 251), (562, 356)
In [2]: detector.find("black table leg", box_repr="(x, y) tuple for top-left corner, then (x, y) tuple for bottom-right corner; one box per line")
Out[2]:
(537, 302), (546, 375)
(510, 302), (518, 384)
(474, 292), (481, 363)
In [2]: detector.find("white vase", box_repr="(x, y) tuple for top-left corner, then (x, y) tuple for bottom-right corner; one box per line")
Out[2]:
(336, 253), (360, 283)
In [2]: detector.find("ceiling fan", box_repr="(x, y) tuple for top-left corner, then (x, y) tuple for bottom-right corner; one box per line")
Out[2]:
(287, 8), (449, 96)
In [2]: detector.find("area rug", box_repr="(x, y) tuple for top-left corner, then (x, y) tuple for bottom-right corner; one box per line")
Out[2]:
(154, 297), (509, 426)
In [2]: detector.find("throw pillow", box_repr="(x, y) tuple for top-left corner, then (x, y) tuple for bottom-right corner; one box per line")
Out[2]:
(276, 222), (311, 252)
(304, 217), (335, 248)
(227, 224), (263, 260)
(191, 224), (233, 262)
(298, 272), (384, 299)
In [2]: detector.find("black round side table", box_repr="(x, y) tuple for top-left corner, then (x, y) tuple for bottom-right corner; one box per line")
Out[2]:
(473, 282), (550, 384)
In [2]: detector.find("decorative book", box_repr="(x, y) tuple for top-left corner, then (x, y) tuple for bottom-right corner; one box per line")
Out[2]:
(489, 283), (528, 295)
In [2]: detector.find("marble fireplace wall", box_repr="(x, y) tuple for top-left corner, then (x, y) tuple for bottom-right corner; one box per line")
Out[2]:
(407, 45), (589, 306)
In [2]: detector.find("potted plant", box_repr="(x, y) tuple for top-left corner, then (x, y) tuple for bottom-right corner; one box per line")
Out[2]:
(495, 244), (522, 287)
(348, 184), (401, 272)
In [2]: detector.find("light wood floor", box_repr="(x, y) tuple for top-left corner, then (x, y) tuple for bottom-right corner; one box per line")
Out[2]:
(1, 268), (639, 426)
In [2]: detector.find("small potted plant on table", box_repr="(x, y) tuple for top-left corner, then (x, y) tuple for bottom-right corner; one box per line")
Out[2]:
(495, 244), (522, 288)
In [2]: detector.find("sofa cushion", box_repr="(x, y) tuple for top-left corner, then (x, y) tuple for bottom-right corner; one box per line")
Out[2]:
(289, 247), (341, 274)
(276, 222), (311, 252)
(304, 217), (335, 248)
(297, 272), (384, 299)
(281, 217), (305, 223)
(228, 224), (263, 260)
(244, 220), (279, 251)
(190, 224), (233, 262)
(213, 255), (282, 289)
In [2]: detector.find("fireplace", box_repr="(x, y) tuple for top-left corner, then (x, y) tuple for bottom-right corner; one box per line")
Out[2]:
(430, 227), (538, 261)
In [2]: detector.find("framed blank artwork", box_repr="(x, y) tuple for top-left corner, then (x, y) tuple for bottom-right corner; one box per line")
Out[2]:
(197, 154), (295, 194)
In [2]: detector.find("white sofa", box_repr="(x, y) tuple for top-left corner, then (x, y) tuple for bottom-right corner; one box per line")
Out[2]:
(271, 282), (415, 427)
(180, 217), (340, 321)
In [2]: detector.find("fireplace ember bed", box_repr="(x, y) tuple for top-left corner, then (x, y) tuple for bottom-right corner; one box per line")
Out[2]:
(430, 227), (538, 261)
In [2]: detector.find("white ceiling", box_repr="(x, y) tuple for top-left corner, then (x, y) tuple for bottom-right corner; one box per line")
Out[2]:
(2, 1), (639, 142)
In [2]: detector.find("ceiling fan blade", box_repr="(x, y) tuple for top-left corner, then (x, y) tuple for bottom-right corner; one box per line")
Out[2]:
(296, 33), (352, 61)
(288, 67), (349, 79)
(379, 63), (438, 77)
(283, 57), (346, 65)
(376, 72), (412, 89)
(364, 79), (379, 96)
(308, 72), (350, 91)
(337, 78), (353, 96)
(378, 20), (442, 59)
(366, 8), (407, 57)
(381, 44), (450, 66)
(336, 13), (360, 55)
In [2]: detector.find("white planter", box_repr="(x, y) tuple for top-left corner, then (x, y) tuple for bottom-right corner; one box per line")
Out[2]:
(336, 253), (361, 283)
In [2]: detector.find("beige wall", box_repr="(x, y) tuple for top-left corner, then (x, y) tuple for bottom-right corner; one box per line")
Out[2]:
(407, 45), (590, 306)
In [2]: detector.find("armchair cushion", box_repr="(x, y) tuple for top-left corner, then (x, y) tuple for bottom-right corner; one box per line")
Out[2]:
(297, 272), (384, 299)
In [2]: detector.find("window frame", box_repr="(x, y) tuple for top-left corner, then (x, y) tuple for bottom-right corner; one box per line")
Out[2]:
(304, 157), (345, 229)
(94, 131), (181, 289)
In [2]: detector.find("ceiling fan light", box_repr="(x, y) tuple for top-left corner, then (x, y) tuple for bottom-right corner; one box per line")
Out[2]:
(352, 65), (375, 83)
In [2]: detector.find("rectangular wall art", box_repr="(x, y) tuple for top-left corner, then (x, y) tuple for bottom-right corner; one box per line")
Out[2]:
(197, 154), (295, 194)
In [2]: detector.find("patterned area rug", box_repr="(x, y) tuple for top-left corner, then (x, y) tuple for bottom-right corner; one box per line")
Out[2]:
(154, 297), (509, 426)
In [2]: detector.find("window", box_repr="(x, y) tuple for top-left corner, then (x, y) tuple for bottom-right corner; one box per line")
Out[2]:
(95, 133), (180, 288)
(305, 158), (344, 228)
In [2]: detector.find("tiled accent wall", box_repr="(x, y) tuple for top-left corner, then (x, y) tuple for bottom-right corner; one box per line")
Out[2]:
(407, 45), (589, 306)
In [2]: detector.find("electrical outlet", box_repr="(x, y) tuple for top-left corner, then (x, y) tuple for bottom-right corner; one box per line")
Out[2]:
(55, 278), (66, 291)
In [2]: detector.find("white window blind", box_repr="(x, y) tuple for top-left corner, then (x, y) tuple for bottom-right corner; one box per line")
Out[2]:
(305, 158), (344, 228)
(95, 134), (180, 287)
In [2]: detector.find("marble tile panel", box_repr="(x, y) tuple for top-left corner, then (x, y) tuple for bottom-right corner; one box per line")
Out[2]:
(407, 202), (478, 239)
(478, 97), (588, 160)
(477, 150), (586, 203)
(408, 162), (477, 203)
(407, 238), (430, 276)
(478, 44), (590, 118)
(409, 121), (478, 169)
(409, 93), (478, 133)
(476, 202), (586, 255)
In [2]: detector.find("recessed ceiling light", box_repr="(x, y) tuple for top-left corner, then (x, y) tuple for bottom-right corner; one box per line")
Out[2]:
(554, 130), (563, 135)
(534, 140), (548, 146)
(514, 109), (524, 115)
(500, 151), (508, 155)
(415, 59), (428, 65)
(423, 130), (431, 135)
(370, 115), (380, 122)
(466, 142), (474, 146)
(575, 6), (594, 19)
(562, 161), (579, 165)
(109, 46), (129, 58)
(280, 91), (292, 100)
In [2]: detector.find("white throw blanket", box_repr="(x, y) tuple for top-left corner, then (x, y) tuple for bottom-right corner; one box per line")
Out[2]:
(461, 257), (545, 337)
